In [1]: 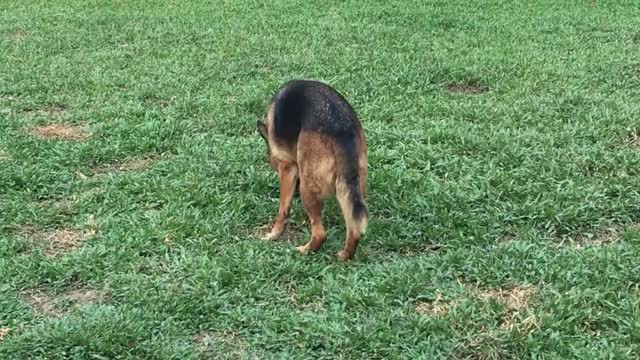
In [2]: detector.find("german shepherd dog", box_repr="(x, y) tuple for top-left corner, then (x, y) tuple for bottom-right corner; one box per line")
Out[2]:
(257, 80), (368, 260)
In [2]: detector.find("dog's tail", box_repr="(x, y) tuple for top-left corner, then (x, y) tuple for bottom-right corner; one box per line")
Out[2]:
(334, 131), (368, 236)
(345, 176), (368, 234)
(336, 164), (368, 236)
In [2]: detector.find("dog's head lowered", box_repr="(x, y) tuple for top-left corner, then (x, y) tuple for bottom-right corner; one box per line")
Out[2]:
(257, 120), (277, 170)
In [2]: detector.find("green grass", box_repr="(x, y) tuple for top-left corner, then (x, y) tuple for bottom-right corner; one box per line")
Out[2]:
(1, 0), (640, 358)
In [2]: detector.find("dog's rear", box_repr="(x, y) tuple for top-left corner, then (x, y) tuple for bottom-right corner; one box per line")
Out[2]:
(257, 80), (368, 260)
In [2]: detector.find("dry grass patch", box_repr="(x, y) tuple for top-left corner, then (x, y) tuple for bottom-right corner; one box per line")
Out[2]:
(563, 225), (627, 248)
(41, 229), (95, 256)
(477, 285), (538, 332)
(63, 288), (106, 306)
(415, 294), (460, 318)
(22, 288), (107, 316)
(447, 80), (490, 95)
(477, 285), (535, 311)
(0, 328), (10, 341)
(29, 123), (92, 141)
(22, 290), (61, 316)
(92, 156), (155, 176)
(415, 285), (537, 325)
(19, 221), (97, 257)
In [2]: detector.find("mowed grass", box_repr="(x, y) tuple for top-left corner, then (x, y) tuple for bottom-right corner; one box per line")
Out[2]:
(1, 0), (640, 358)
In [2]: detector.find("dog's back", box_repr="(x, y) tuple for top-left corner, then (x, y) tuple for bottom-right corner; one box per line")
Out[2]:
(263, 80), (368, 259)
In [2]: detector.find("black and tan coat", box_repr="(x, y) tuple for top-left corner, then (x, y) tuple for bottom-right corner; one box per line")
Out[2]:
(257, 80), (368, 260)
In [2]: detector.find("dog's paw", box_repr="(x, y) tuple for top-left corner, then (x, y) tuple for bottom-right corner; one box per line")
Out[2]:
(295, 244), (309, 255)
(262, 231), (282, 241)
(336, 250), (352, 261)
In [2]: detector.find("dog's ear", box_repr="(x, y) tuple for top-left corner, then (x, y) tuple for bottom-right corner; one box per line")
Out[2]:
(257, 120), (268, 140)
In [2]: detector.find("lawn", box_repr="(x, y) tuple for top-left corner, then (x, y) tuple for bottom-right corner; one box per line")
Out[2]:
(1, 0), (640, 358)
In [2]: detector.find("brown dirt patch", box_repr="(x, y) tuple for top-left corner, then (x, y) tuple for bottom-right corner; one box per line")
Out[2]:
(43, 229), (95, 255)
(22, 290), (61, 316)
(415, 294), (460, 318)
(447, 80), (490, 95)
(0, 328), (10, 341)
(562, 223), (640, 248)
(22, 287), (106, 316)
(64, 288), (105, 305)
(29, 123), (92, 141)
(564, 226), (627, 248)
(19, 223), (97, 256)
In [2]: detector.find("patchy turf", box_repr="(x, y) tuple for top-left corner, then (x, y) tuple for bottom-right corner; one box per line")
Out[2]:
(1, 0), (640, 358)
(416, 294), (460, 318)
(22, 287), (105, 317)
(447, 80), (491, 95)
(28, 123), (92, 141)
(91, 155), (155, 176)
(19, 227), (96, 257)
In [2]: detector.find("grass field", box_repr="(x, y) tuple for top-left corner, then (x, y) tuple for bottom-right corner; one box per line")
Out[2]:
(1, 0), (640, 358)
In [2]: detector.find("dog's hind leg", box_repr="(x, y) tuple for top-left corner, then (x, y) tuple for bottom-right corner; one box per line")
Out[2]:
(296, 183), (327, 254)
(263, 161), (298, 241)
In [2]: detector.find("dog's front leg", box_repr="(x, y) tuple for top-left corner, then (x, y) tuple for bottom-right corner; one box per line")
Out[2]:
(263, 161), (298, 241)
